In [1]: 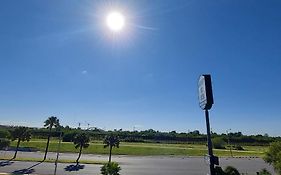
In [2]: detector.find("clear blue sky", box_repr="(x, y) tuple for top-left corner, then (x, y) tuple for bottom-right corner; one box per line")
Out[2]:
(0, 0), (280, 136)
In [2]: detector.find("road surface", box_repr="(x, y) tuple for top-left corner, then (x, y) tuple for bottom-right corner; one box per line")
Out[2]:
(0, 151), (275, 175)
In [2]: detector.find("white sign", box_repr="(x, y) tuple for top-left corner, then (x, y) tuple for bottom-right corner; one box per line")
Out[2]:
(198, 76), (207, 109)
(198, 75), (214, 110)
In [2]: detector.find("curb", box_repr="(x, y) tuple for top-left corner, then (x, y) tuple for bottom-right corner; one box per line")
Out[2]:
(0, 173), (40, 175)
(224, 156), (260, 159)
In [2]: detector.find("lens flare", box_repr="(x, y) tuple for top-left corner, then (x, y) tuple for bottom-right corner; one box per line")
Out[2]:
(106, 11), (125, 32)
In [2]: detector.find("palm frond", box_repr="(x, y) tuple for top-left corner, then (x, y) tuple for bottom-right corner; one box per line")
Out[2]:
(73, 133), (90, 150)
(44, 116), (60, 129)
(10, 126), (31, 142)
(75, 144), (80, 149)
(103, 134), (120, 149)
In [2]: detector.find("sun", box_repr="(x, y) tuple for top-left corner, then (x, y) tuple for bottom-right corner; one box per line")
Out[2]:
(106, 11), (125, 32)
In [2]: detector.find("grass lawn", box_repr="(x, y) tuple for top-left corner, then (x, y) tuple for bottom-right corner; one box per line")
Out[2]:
(9, 140), (267, 157)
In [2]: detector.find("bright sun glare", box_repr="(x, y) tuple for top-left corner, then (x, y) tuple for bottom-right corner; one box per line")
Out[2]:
(106, 11), (125, 32)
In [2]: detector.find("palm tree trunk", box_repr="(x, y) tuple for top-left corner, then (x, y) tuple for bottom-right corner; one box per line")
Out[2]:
(76, 145), (82, 165)
(43, 127), (52, 161)
(109, 146), (112, 163)
(12, 138), (21, 159)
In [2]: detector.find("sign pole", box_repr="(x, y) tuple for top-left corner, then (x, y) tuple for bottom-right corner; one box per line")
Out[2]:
(198, 74), (218, 175)
(205, 109), (215, 175)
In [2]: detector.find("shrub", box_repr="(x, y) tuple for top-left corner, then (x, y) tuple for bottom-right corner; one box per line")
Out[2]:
(0, 138), (10, 150)
(264, 141), (281, 175)
(0, 129), (10, 139)
(123, 137), (144, 143)
(215, 166), (225, 175)
(224, 166), (240, 175)
(101, 162), (121, 175)
(63, 132), (78, 142)
(234, 145), (244, 151)
(257, 168), (272, 175)
(213, 137), (226, 149)
(214, 166), (241, 175)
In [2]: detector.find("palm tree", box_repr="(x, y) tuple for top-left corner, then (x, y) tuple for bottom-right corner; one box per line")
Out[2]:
(10, 126), (31, 159)
(103, 134), (120, 163)
(43, 116), (60, 161)
(73, 133), (90, 165)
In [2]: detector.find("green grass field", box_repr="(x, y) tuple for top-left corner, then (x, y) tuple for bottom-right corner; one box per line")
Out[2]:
(9, 140), (267, 157)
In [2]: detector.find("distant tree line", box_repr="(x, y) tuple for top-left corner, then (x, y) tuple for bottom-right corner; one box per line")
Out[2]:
(1, 125), (279, 146)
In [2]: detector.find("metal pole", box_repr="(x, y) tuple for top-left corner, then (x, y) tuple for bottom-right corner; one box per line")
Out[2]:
(54, 131), (62, 175)
(205, 109), (215, 175)
(230, 141), (233, 157)
(227, 129), (233, 157)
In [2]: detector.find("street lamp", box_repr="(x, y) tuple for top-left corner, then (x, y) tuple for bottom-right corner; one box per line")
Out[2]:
(226, 129), (233, 157)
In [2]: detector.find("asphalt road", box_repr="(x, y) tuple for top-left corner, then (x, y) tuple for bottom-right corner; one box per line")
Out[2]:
(0, 151), (275, 175)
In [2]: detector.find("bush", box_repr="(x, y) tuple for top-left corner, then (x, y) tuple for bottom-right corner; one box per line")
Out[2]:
(234, 145), (244, 151)
(214, 166), (241, 175)
(264, 141), (281, 175)
(224, 166), (240, 175)
(257, 168), (272, 175)
(63, 132), (79, 142)
(0, 129), (10, 139)
(0, 138), (10, 150)
(213, 137), (226, 149)
(123, 137), (144, 143)
(215, 166), (225, 175)
(101, 162), (121, 175)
